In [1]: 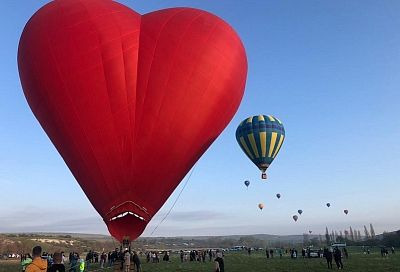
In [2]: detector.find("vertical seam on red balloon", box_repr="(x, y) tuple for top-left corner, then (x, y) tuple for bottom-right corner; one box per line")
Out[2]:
(156, 13), (219, 140)
(135, 8), (187, 142)
(50, 0), (117, 215)
(80, 0), (126, 214)
(140, 11), (206, 199)
(109, 10), (141, 206)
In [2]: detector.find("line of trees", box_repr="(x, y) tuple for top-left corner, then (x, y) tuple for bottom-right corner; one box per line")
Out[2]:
(322, 224), (400, 247)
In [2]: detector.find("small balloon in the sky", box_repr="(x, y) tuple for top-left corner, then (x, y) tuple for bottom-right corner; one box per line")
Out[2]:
(326, 203), (331, 207)
(344, 209), (349, 215)
(293, 215), (298, 222)
(258, 203), (264, 210)
(298, 209), (303, 215)
(309, 230), (312, 234)
(276, 193), (281, 199)
(244, 180), (250, 188)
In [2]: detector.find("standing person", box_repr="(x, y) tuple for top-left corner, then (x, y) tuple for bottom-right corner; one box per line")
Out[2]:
(214, 251), (224, 272)
(85, 250), (92, 270)
(100, 252), (106, 268)
(25, 246), (47, 272)
(333, 247), (343, 270)
(162, 251), (169, 262)
(324, 248), (333, 269)
(107, 252), (111, 267)
(61, 252), (66, 265)
(208, 250), (212, 262)
(124, 250), (131, 272)
(391, 247), (395, 254)
(21, 254), (32, 272)
(270, 249), (274, 258)
(343, 248), (348, 259)
(69, 253), (78, 272)
(48, 252), (65, 272)
(78, 257), (85, 272)
(132, 251), (141, 272)
(266, 249), (270, 259)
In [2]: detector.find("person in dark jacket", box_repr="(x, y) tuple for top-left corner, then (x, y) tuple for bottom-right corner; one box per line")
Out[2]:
(324, 248), (333, 269)
(132, 251), (141, 272)
(333, 247), (343, 270)
(48, 252), (65, 272)
(214, 251), (224, 272)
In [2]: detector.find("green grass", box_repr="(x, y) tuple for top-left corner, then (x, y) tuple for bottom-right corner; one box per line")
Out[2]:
(2, 250), (399, 271)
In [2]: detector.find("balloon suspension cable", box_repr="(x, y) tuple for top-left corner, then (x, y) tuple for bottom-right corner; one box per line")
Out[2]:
(150, 164), (196, 236)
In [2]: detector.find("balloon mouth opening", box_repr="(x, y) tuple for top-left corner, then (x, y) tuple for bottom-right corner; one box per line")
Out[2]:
(104, 201), (151, 223)
(259, 164), (269, 172)
(109, 211), (146, 222)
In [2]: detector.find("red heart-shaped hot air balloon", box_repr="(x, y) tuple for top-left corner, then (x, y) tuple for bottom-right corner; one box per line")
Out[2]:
(18, 0), (247, 241)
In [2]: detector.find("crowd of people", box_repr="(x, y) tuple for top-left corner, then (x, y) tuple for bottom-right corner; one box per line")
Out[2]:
(180, 249), (215, 262)
(20, 245), (226, 272)
(18, 244), (396, 272)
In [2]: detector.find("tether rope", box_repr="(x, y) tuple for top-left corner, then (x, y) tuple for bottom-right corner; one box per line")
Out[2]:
(150, 165), (196, 236)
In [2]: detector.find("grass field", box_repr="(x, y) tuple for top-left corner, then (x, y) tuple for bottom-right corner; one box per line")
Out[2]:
(1, 248), (399, 271)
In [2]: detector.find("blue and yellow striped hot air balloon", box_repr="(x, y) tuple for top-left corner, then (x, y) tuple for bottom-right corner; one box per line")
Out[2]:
(236, 115), (285, 179)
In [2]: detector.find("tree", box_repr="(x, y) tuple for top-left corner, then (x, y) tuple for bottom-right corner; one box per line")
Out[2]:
(319, 235), (323, 245)
(325, 227), (331, 245)
(370, 224), (376, 239)
(364, 225), (370, 239)
(303, 233), (310, 245)
(331, 230), (335, 243)
(339, 231), (343, 238)
(350, 227), (354, 241)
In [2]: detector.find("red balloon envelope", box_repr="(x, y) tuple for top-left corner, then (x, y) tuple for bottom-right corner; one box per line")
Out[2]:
(18, 0), (247, 241)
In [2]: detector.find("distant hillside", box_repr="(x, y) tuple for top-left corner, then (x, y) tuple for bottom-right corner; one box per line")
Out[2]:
(1, 230), (398, 254)
(0, 232), (311, 254)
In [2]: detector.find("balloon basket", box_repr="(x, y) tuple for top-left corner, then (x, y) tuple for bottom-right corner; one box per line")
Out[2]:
(261, 173), (267, 179)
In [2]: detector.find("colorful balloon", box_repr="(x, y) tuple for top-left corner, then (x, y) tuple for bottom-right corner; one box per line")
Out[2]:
(344, 209), (349, 215)
(293, 215), (298, 222)
(18, 0), (247, 242)
(326, 203), (331, 207)
(236, 115), (285, 179)
(298, 209), (303, 215)
(276, 193), (281, 199)
(258, 203), (264, 210)
(244, 180), (250, 187)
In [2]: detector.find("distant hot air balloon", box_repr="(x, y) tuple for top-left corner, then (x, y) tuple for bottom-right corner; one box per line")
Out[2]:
(298, 209), (303, 215)
(293, 215), (298, 222)
(236, 115), (285, 179)
(18, 1), (248, 242)
(276, 193), (281, 199)
(244, 180), (250, 188)
(309, 230), (312, 234)
(344, 209), (349, 215)
(326, 203), (331, 207)
(258, 203), (264, 210)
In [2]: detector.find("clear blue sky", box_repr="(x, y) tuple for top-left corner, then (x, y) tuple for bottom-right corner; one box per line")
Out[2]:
(1, 0), (399, 237)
